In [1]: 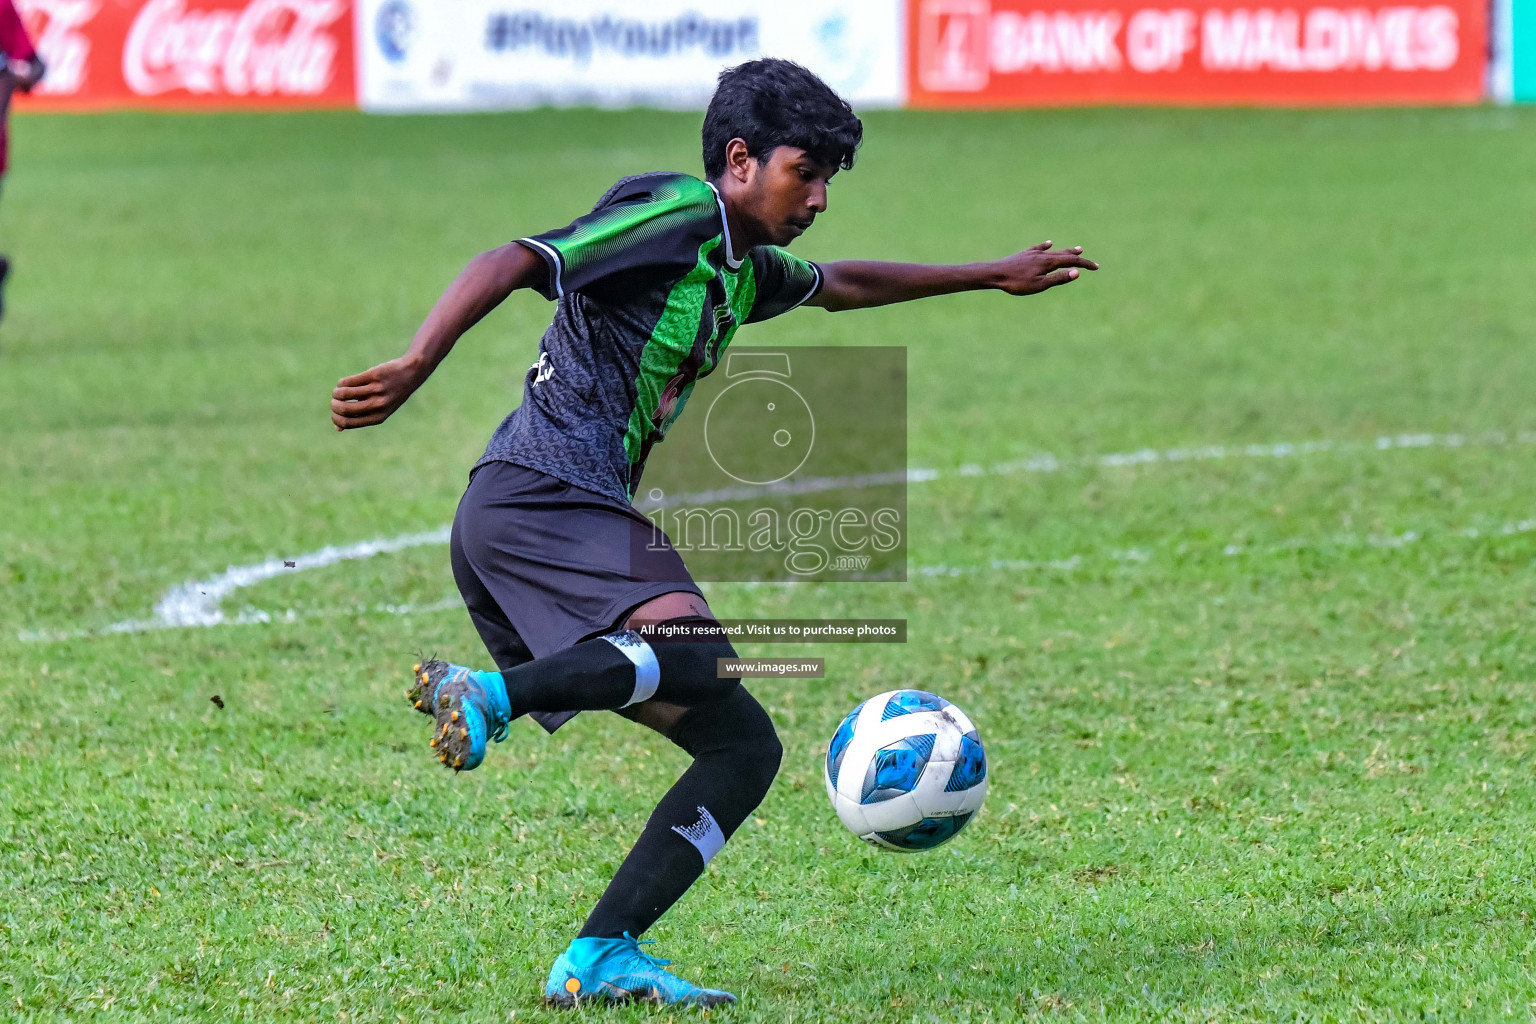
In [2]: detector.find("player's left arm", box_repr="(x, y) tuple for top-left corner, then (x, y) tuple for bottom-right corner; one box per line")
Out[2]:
(807, 241), (1097, 312)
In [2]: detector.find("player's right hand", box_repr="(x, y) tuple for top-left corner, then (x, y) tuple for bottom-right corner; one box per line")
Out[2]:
(331, 355), (423, 430)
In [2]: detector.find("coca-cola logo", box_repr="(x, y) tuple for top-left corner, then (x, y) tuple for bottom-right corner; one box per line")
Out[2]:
(123, 0), (346, 97)
(17, 0), (98, 96)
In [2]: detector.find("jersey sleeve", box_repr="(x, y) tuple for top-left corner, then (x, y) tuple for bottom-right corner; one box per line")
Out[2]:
(745, 246), (823, 323)
(516, 175), (717, 301)
(0, 0), (37, 62)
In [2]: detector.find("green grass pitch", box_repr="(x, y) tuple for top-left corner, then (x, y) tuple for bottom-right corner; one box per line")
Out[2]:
(4, 105), (1536, 1021)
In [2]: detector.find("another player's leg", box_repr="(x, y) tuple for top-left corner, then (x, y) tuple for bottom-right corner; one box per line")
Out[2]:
(0, 119), (11, 327)
(0, 177), (10, 327)
(544, 686), (781, 1007)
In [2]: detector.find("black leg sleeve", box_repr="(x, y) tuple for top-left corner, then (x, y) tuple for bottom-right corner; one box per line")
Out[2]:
(498, 617), (740, 719)
(577, 686), (783, 939)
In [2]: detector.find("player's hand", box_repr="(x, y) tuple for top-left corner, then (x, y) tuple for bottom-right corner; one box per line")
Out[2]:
(8, 58), (44, 91)
(990, 241), (1099, 295)
(331, 355), (424, 430)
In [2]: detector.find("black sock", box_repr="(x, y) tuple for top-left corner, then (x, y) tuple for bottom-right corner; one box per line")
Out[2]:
(499, 617), (738, 719)
(577, 686), (782, 939)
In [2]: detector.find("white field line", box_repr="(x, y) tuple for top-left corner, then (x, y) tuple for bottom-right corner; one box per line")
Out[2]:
(17, 598), (464, 645)
(911, 516), (1536, 579)
(20, 528), (454, 641)
(15, 429), (1536, 643)
(21, 514), (1534, 643)
(153, 527), (453, 628)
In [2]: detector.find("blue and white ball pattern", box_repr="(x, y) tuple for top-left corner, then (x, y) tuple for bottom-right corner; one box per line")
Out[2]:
(824, 690), (987, 851)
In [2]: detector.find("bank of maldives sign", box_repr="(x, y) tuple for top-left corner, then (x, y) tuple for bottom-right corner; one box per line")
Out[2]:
(17, 0), (355, 107)
(911, 0), (1485, 105)
(356, 0), (904, 111)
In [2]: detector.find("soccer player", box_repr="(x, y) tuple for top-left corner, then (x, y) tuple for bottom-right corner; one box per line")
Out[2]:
(0, 0), (42, 324)
(331, 59), (1096, 1007)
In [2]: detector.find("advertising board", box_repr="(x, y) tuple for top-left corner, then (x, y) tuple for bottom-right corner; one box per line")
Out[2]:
(16, 0), (355, 109)
(909, 0), (1486, 106)
(356, 0), (904, 112)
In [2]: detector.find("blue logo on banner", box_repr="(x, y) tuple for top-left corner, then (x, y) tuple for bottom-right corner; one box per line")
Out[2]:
(376, 0), (414, 63)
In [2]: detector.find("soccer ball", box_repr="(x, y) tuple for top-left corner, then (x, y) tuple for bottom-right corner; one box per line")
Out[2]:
(823, 689), (988, 851)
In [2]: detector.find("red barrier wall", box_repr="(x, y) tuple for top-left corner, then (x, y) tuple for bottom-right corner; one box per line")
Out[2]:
(910, 0), (1486, 106)
(8, 0), (1490, 111)
(15, 0), (354, 110)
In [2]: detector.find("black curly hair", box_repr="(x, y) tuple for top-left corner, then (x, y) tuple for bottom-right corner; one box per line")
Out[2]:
(701, 58), (863, 180)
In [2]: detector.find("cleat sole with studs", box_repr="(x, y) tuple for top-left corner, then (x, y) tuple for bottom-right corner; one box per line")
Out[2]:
(405, 660), (437, 718)
(411, 659), (486, 773)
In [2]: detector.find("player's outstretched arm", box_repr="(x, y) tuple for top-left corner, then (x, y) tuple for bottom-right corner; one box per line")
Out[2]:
(330, 242), (546, 430)
(807, 241), (1097, 312)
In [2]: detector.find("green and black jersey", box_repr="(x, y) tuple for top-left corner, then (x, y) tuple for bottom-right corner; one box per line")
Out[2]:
(476, 172), (823, 503)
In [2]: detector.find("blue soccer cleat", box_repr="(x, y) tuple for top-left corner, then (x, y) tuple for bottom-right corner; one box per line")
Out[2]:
(543, 933), (737, 1008)
(406, 659), (512, 772)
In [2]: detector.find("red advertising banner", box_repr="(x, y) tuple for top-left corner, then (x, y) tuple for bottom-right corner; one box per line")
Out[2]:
(14, 0), (354, 109)
(910, 0), (1486, 106)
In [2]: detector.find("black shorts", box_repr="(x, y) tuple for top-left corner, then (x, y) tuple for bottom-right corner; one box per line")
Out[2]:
(450, 459), (704, 733)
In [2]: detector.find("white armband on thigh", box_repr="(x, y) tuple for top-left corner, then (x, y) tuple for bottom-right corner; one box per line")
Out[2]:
(603, 630), (659, 706)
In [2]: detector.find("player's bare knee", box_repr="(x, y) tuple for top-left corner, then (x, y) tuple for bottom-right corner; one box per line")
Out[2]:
(648, 615), (743, 706)
(626, 591), (713, 628)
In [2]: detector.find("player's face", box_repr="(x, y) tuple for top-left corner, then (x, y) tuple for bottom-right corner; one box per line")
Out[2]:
(748, 147), (837, 247)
